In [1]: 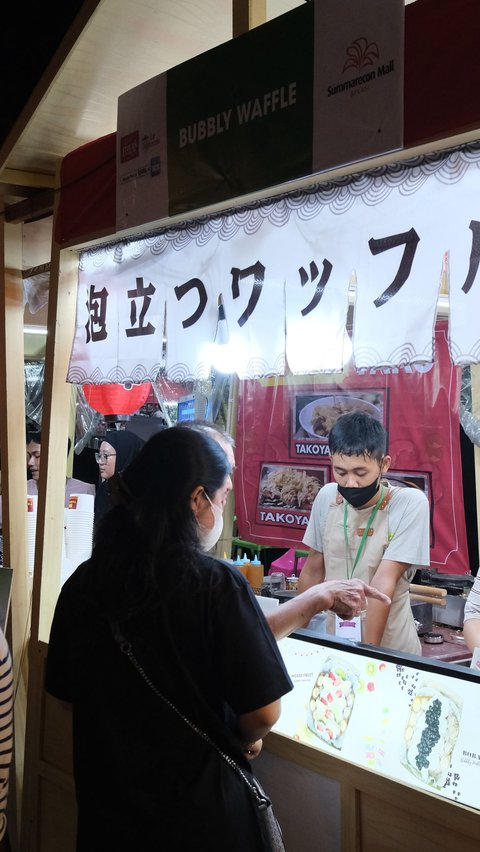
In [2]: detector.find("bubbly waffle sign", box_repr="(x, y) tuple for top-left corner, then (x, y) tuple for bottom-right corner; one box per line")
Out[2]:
(116, 0), (403, 226)
(276, 637), (480, 811)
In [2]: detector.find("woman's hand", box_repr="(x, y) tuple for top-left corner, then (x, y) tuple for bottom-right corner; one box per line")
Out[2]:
(243, 739), (263, 760)
(319, 578), (390, 619)
(266, 579), (391, 641)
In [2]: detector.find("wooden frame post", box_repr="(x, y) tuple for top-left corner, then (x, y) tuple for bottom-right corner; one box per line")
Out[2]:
(233, 0), (266, 37)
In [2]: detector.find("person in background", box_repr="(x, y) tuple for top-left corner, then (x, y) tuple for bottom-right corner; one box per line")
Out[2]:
(462, 575), (480, 652)
(26, 426), (96, 506)
(181, 420), (236, 469)
(93, 430), (145, 525)
(0, 426), (96, 531)
(179, 419), (391, 644)
(298, 411), (430, 655)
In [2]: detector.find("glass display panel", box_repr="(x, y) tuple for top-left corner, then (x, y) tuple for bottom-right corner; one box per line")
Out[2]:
(275, 633), (480, 810)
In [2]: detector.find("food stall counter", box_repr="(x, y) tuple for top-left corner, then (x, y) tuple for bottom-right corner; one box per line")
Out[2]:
(420, 624), (471, 664)
(254, 631), (480, 852)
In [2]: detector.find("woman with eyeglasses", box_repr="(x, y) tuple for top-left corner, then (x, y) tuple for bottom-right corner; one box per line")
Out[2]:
(94, 430), (145, 525)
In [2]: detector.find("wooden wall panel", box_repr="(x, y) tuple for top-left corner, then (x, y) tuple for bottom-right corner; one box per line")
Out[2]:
(360, 792), (480, 852)
(37, 778), (76, 852)
(263, 733), (480, 852)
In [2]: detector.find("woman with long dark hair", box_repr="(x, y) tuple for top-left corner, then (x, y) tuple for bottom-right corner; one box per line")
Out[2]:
(46, 426), (293, 851)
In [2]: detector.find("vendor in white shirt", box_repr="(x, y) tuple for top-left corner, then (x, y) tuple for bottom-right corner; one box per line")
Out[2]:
(181, 419), (391, 644)
(298, 411), (431, 655)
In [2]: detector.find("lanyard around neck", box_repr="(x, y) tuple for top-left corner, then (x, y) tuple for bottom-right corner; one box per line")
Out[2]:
(343, 485), (385, 580)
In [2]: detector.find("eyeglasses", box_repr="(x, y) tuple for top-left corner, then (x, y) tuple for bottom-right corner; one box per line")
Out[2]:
(95, 452), (117, 463)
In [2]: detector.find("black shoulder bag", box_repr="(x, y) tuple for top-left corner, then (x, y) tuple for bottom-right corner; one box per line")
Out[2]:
(113, 630), (286, 852)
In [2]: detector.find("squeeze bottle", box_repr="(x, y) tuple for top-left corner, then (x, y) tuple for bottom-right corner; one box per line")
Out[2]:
(248, 553), (264, 590)
(233, 553), (249, 578)
(240, 552), (251, 578)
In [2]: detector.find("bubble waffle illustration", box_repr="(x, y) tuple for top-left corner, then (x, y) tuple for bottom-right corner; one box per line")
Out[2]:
(402, 686), (462, 789)
(306, 657), (359, 750)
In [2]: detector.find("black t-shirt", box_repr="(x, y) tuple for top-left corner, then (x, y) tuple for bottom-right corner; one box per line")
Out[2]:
(46, 552), (293, 851)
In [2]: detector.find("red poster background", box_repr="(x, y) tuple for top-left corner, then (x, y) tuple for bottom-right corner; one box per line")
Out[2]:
(235, 322), (470, 575)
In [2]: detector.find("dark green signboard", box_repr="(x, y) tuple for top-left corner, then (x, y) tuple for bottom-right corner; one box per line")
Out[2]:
(166, 4), (314, 215)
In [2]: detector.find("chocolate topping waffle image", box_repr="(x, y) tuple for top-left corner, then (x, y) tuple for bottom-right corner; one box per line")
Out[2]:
(306, 656), (359, 750)
(401, 683), (462, 789)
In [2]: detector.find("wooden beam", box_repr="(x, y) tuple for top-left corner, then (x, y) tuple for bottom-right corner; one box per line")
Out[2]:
(4, 191), (55, 225)
(0, 213), (31, 849)
(232, 0), (266, 37)
(22, 262), (51, 280)
(0, 0), (103, 171)
(0, 170), (56, 190)
(21, 167), (79, 849)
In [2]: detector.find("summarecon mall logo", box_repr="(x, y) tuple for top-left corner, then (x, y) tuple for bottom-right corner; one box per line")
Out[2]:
(343, 37), (379, 72)
(327, 36), (394, 97)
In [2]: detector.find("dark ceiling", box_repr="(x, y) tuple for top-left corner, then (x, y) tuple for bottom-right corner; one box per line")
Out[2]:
(2, 3), (86, 148)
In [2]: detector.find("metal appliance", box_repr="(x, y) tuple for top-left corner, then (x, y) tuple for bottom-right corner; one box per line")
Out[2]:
(410, 601), (433, 635)
(432, 595), (467, 629)
(414, 571), (474, 630)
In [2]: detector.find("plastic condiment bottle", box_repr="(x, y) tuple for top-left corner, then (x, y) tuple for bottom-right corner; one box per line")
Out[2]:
(232, 554), (243, 572)
(241, 553), (252, 578)
(233, 553), (250, 578)
(248, 554), (264, 590)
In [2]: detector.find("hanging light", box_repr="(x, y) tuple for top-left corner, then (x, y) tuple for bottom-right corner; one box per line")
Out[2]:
(82, 382), (151, 415)
(206, 295), (246, 375)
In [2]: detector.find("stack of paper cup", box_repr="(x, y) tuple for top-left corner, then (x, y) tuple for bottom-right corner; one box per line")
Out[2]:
(65, 493), (95, 570)
(61, 509), (74, 585)
(26, 494), (38, 580)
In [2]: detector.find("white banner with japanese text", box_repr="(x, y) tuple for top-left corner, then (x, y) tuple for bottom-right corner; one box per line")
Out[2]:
(67, 143), (480, 384)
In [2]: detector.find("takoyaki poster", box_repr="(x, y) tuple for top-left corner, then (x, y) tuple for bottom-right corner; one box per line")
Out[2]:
(275, 637), (480, 811)
(235, 321), (469, 573)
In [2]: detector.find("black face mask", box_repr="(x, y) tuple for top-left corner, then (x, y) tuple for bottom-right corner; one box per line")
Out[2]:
(337, 474), (381, 509)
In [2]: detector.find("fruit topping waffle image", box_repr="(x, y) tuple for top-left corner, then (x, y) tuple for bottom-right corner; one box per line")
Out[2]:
(306, 657), (359, 750)
(401, 685), (462, 789)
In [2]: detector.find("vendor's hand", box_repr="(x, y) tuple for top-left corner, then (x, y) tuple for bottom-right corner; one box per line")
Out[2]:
(318, 579), (390, 620)
(243, 739), (263, 760)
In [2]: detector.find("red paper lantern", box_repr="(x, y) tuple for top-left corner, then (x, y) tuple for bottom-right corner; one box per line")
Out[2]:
(82, 383), (151, 415)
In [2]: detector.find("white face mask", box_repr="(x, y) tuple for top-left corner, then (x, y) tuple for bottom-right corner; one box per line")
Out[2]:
(198, 493), (224, 552)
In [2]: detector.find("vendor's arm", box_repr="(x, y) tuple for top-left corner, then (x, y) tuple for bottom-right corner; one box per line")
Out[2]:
(463, 575), (480, 652)
(297, 548), (325, 591)
(360, 488), (430, 645)
(362, 558), (408, 646)
(463, 619), (480, 653)
(266, 578), (390, 641)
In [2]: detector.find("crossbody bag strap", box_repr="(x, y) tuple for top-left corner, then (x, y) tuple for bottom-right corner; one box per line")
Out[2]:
(112, 627), (270, 812)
